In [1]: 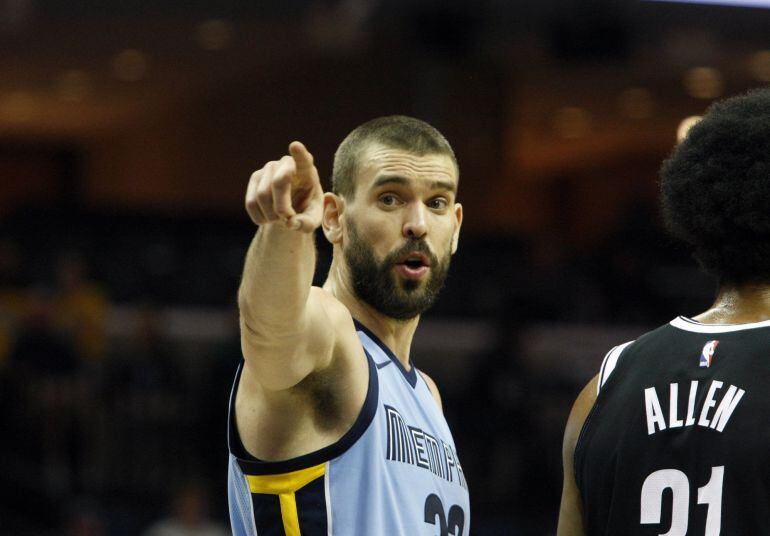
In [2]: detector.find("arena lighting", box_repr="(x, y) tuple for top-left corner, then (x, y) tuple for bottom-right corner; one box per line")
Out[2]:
(56, 70), (91, 102)
(677, 115), (702, 142)
(553, 107), (592, 139)
(195, 19), (232, 51)
(112, 49), (147, 82)
(0, 91), (35, 121)
(617, 87), (655, 119)
(683, 67), (724, 99)
(748, 50), (770, 82)
(645, 0), (770, 7)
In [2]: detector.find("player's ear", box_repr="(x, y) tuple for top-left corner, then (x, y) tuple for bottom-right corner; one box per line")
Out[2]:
(450, 202), (463, 254)
(322, 192), (345, 244)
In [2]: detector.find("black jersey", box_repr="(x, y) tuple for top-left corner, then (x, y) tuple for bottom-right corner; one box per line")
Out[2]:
(575, 316), (770, 536)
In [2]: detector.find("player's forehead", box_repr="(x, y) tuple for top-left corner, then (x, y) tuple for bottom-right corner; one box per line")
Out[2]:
(355, 143), (458, 190)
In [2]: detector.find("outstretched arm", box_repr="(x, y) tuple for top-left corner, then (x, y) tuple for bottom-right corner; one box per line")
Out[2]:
(557, 374), (598, 536)
(237, 142), (331, 391)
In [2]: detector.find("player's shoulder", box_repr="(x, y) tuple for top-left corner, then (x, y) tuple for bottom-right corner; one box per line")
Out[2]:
(596, 339), (636, 394)
(308, 286), (359, 340)
(310, 286), (349, 318)
(564, 374), (600, 456)
(596, 321), (681, 393)
(417, 369), (443, 411)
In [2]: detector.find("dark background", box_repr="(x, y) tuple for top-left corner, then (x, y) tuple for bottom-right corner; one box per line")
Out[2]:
(1, 0), (769, 534)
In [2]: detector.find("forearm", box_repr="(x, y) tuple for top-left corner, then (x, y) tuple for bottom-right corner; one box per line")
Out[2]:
(237, 223), (316, 342)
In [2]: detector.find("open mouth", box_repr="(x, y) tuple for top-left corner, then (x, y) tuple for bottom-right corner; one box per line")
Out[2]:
(397, 252), (430, 268)
(394, 252), (430, 279)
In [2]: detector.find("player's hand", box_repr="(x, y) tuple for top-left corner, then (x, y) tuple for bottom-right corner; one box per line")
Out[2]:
(245, 141), (323, 232)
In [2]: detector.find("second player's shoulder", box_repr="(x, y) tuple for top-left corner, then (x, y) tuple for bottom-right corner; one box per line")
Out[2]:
(596, 339), (636, 394)
(565, 374), (600, 448)
(558, 374), (599, 536)
(596, 321), (695, 392)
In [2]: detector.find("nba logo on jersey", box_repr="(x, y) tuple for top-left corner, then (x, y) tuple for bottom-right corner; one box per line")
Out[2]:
(699, 340), (719, 367)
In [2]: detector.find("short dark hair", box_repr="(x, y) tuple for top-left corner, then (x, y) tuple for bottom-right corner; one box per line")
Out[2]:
(661, 87), (770, 285)
(332, 115), (458, 199)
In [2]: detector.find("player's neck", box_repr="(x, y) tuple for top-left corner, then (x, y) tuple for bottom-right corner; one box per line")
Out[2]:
(693, 284), (770, 324)
(348, 302), (420, 369)
(323, 265), (419, 368)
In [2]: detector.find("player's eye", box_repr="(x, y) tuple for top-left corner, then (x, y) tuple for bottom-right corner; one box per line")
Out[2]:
(379, 194), (401, 207)
(427, 198), (448, 210)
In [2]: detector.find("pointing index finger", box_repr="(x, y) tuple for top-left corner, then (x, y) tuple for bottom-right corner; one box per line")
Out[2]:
(288, 141), (314, 173)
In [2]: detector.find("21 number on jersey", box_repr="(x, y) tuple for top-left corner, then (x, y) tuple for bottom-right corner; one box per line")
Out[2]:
(640, 465), (724, 536)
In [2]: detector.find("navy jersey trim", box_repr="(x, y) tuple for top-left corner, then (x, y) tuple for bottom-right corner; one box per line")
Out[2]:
(251, 493), (284, 535)
(228, 347), (379, 475)
(295, 474), (329, 533)
(354, 319), (418, 388)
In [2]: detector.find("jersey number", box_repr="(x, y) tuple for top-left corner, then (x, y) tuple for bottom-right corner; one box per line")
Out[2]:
(424, 494), (465, 536)
(640, 466), (724, 536)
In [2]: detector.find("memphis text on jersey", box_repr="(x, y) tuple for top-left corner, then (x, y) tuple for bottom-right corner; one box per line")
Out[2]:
(643, 379), (746, 435)
(384, 405), (468, 489)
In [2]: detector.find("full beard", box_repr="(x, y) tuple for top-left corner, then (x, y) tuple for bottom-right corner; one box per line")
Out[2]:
(343, 221), (451, 321)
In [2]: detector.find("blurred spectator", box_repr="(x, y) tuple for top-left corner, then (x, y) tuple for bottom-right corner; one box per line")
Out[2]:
(11, 287), (79, 376)
(0, 238), (25, 364)
(108, 304), (177, 394)
(102, 304), (184, 496)
(143, 482), (228, 536)
(8, 286), (82, 505)
(53, 252), (108, 362)
(457, 319), (536, 524)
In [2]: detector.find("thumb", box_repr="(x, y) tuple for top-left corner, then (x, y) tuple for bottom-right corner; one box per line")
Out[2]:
(287, 196), (323, 233)
(286, 213), (318, 233)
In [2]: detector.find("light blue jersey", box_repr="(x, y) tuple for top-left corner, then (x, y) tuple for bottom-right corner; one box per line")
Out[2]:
(227, 320), (470, 535)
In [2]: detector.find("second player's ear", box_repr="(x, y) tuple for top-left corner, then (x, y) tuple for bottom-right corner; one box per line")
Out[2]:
(322, 192), (345, 244)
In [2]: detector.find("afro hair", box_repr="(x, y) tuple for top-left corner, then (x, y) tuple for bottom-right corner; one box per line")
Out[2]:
(661, 87), (770, 285)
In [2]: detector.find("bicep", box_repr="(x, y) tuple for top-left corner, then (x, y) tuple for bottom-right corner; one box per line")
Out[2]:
(557, 374), (599, 536)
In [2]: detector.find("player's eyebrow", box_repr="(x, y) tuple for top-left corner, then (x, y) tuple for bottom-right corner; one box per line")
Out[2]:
(372, 175), (457, 194)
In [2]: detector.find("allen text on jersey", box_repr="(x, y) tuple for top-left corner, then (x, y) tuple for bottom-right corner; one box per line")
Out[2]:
(643, 379), (746, 435)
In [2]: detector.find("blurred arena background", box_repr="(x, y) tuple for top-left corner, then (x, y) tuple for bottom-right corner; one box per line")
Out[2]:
(2, 0), (770, 534)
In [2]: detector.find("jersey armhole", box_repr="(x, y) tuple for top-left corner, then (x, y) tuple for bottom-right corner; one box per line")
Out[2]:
(416, 369), (442, 411)
(597, 341), (634, 395)
(574, 340), (634, 491)
(227, 348), (379, 475)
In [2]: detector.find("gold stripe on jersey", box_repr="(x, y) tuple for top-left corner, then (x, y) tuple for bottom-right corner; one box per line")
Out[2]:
(245, 462), (326, 536)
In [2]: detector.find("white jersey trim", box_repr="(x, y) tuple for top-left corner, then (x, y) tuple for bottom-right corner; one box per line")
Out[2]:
(598, 341), (634, 394)
(670, 315), (770, 333)
(325, 461), (333, 536)
(247, 473), (258, 536)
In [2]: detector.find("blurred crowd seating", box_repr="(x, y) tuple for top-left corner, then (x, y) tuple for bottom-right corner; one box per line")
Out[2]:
(0, 205), (715, 534)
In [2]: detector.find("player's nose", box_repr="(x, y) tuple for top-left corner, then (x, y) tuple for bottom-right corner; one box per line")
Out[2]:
(403, 202), (427, 239)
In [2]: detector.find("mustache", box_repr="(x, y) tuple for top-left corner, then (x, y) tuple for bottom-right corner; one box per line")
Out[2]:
(384, 239), (439, 267)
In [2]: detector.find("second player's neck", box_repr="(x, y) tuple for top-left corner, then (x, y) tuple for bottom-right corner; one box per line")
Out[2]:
(693, 284), (770, 324)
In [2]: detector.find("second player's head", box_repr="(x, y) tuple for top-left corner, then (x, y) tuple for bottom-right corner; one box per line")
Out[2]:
(323, 115), (463, 320)
(661, 87), (770, 286)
